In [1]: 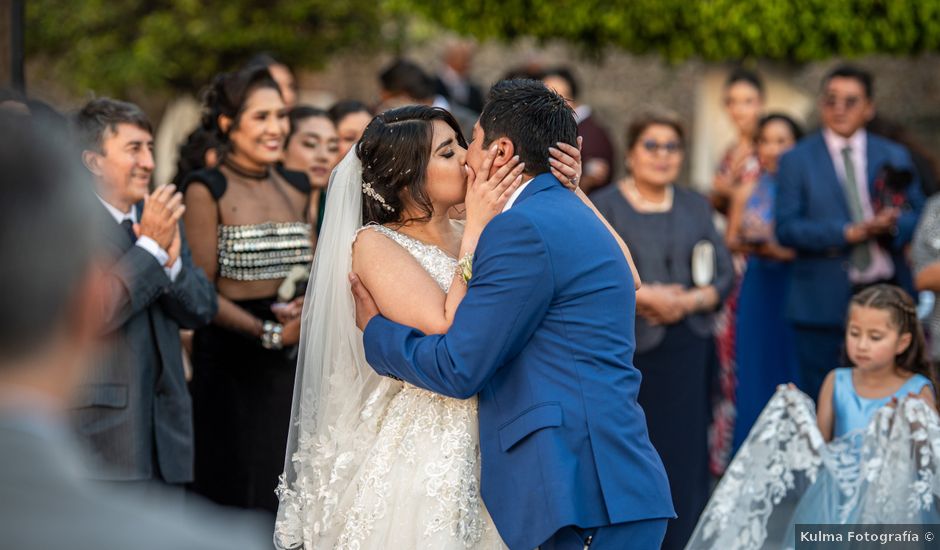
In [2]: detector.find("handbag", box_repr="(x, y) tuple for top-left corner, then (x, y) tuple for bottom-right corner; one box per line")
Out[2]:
(692, 240), (716, 288)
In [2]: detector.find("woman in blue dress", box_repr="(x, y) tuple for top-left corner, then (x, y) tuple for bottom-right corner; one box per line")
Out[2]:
(728, 114), (804, 451)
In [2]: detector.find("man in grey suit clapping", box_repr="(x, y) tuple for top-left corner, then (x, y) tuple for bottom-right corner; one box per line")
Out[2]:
(72, 98), (216, 488)
(0, 110), (267, 549)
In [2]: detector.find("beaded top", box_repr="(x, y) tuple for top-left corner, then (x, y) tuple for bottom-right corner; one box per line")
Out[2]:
(218, 221), (313, 281)
(358, 225), (457, 292)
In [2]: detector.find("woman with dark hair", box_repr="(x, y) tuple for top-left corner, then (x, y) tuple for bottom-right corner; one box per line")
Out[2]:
(329, 99), (373, 160)
(712, 68), (764, 211)
(274, 104), (588, 549)
(181, 66), (314, 514)
(728, 113), (804, 450)
(244, 53), (298, 108)
(709, 68), (765, 477)
(171, 125), (220, 185)
(282, 105), (339, 235)
(590, 109), (734, 550)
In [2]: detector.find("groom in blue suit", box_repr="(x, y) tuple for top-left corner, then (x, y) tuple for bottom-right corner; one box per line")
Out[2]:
(776, 65), (923, 400)
(351, 79), (674, 550)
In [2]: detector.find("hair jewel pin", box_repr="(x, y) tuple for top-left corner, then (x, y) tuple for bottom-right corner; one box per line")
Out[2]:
(362, 181), (395, 212)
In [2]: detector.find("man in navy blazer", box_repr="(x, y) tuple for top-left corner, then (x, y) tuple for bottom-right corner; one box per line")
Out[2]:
(775, 65), (923, 399)
(351, 80), (674, 550)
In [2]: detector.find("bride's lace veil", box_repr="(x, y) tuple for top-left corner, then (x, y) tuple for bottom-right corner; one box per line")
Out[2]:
(274, 147), (400, 549)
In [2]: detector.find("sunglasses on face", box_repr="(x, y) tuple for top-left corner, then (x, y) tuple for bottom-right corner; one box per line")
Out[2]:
(640, 140), (683, 154)
(822, 95), (863, 110)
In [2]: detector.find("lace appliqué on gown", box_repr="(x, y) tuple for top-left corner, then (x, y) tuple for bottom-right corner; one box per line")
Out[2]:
(687, 387), (940, 550)
(275, 224), (504, 550)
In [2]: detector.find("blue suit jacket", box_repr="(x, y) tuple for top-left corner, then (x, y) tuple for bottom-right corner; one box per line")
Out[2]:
(775, 131), (923, 327)
(363, 173), (674, 550)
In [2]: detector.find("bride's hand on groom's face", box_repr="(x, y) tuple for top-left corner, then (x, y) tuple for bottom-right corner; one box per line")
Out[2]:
(349, 273), (379, 331)
(464, 143), (525, 231)
(548, 137), (583, 191)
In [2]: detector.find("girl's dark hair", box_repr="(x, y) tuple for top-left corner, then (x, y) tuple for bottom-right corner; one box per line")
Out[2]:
(757, 113), (804, 143)
(725, 67), (764, 96)
(849, 284), (940, 407)
(328, 100), (372, 126)
(286, 105), (331, 146)
(356, 105), (465, 226)
(201, 66), (281, 146)
(172, 126), (219, 185)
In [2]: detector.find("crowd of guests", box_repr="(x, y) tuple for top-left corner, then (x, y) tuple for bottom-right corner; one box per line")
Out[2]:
(3, 47), (940, 550)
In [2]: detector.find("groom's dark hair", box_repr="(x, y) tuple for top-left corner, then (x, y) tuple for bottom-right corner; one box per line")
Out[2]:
(479, 79), (577, 176)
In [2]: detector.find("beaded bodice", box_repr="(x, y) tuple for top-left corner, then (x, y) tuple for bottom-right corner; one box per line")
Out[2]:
(360, 225), (457, 292)
(217, 221), (313, 281)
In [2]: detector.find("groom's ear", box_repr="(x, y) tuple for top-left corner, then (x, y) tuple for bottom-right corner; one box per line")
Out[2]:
(491, 137), (515, 169)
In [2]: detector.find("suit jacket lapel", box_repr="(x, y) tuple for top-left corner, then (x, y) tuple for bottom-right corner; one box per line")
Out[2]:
(98, 201), (134, 253)
(867, 137), (886, 196)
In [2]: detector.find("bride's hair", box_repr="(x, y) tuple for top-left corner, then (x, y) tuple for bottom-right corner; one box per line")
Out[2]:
(357, 105), (466, 225)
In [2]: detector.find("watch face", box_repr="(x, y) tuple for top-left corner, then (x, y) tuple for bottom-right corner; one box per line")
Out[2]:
(691, 240), (716, 288)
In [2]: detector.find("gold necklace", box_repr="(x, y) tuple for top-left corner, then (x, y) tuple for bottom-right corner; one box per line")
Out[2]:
(622, 178), (674, 212)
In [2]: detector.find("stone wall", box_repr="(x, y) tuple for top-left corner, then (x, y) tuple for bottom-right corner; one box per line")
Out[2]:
(298, 38), (940, 190)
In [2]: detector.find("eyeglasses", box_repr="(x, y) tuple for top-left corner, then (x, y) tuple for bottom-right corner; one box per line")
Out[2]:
(640, 140), (683, 154)
(822, 95), (864, 111)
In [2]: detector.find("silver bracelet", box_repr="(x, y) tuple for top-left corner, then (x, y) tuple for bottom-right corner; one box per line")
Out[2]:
(260, 320), (284, 350)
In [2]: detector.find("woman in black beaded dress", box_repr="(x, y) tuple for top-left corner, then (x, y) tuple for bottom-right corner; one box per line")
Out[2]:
(181, 66), (314, 514)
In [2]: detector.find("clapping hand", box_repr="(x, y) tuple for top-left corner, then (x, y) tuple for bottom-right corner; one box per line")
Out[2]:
(137, 184), (185, 253)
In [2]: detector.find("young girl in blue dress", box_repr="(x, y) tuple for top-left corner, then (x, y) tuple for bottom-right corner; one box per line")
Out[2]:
(816, 284), (936, 442)
(688, 285), (940, 549)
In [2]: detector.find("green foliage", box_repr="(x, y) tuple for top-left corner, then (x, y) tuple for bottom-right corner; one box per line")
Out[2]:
(396, 0), (940, 62)
(26, 1), (940, 96)
(27, 0), (385, 96)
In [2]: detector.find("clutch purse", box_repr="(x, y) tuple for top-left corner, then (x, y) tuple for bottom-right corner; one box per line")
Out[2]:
(692, 240), (716, 288)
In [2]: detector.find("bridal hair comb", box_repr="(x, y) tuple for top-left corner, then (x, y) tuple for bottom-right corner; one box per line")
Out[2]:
(362, 181), (395, 213)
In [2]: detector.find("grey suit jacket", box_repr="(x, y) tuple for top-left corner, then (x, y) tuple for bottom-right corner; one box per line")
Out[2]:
(71, 202), (216, 483)
(0, 413), (269, 550)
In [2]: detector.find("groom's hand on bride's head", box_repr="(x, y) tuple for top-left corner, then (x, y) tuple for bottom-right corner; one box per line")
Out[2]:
(349, 273), (379, 331)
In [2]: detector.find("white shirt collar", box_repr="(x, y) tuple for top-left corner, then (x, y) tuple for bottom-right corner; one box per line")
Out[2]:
(97, 195), (136, 224)
(502, 178), (535, 213)
(822, 127), (866, 156)
(573, 105), (592, 124)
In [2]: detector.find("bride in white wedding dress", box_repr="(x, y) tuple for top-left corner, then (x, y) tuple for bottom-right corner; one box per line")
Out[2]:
(274, 105), (581, 549)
